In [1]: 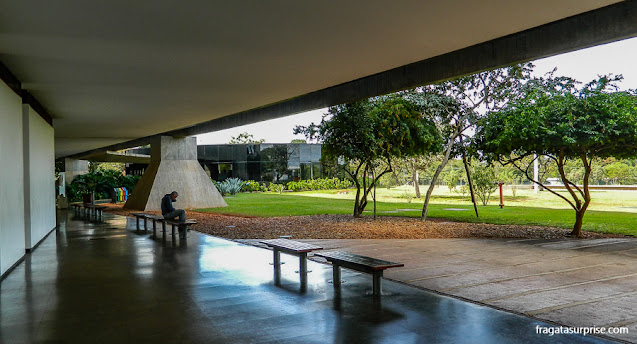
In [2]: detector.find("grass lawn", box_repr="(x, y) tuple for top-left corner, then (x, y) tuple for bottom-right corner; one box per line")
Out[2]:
(198, 187), (637, 237)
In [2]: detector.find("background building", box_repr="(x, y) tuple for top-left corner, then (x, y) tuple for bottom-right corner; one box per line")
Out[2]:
(126, 143), (322, 182)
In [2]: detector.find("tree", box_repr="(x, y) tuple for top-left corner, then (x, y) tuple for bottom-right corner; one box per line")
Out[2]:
(88, 162), (125, 173)
(414, 63), (534, 220)
(388, 154), (440, 197)
(495, 163), (523, 197)
(261, 145), (290, 182)
(228, 132), (265, 144)
(290, 139), (306, 144)
(444, 168), (462, 192)
(603, 161), (632, 184)
(475, 75), (637, 237)
(295, 96), (442, 217)
(471, 164), (497, 206)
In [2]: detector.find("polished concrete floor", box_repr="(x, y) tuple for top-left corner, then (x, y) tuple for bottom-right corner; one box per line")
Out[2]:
(284, 237), (637, 343)
(0, 211), (618, 343)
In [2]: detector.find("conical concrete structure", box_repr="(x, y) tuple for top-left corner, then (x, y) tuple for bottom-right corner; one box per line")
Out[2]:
(124, 136), (227, 211)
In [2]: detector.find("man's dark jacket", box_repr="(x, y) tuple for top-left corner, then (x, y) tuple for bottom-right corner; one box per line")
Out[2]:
(161, 194), (175, 215)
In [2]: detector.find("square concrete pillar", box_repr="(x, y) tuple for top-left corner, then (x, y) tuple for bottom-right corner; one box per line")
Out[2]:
(64, 158), (89, 182)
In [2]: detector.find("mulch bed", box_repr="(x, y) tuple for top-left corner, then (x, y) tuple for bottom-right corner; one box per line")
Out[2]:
(100, 204), (625, 240)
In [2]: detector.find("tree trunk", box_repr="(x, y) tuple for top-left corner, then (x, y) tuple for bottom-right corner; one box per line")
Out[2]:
(353, 180), (362, 217)
(392, 169), (401, 187)
(372, 168), (377, 220)
(571, 210), (585, 238)
(421, 139), (455, 220)
(462, 155), (479, 218)
(412, 162), (421, 198)
(354, 204), (363, 217)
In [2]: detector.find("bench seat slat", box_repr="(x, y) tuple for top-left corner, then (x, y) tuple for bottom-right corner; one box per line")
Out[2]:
(260, 239), (323, 253)
(131, 213), (163, 220)
(315, 251), (404, 271)
(163, 219), (197, 225)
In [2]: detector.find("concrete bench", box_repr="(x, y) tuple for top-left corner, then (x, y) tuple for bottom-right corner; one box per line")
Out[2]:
(260, 239), (323, 289)
(130, 213), (162, 232)
(314, 251), (404, 298)
(72, 203), (107, 219)
(160, 218), (197, 239)
(129, 213), (195, 239)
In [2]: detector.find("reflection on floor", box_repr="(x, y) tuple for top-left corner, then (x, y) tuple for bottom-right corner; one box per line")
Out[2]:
(0, 211), (616, 343)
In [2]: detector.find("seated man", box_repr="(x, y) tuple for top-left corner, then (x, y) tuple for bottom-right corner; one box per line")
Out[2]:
(161, 191), (186, 224)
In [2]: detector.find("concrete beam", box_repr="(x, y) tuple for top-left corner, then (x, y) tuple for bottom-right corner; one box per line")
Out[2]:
(80, 151), (151, 164)
(63, 158), (89, 182)
(64, 1), (637, 158)
(0, 62), (53, 127)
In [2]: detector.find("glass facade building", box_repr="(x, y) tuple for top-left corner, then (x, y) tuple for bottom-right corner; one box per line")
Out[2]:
(126, 143), (323, 182)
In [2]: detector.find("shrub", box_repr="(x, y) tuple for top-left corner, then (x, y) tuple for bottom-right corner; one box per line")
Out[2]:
(472, 166), (497, 206)
(286, 178), (352, 192)
(66, 169), (141, 202)
(218, 178), (243, 195)
(241, 180), (266, 192)
(268, 183), (285, 194)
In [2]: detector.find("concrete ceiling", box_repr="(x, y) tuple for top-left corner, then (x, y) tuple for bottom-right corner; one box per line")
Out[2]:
(0, 1), (625, 158)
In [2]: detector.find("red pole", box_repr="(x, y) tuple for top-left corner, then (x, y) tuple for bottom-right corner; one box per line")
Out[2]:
(499, 183), (504, 208)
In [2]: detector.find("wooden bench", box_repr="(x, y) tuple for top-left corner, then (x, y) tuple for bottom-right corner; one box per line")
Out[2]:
(314, 251), (404, 298)
(260, 239), (323, 289)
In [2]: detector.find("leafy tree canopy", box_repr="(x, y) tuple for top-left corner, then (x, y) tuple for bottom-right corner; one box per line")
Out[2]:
(475, 74), (637, 236)
(476, 75), (637, 161)
(228, 132), (265, 144)
(295, 95), (444, 217)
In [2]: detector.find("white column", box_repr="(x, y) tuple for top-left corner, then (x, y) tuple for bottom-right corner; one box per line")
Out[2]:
(23, 104), (56, 250)
(0, 80), (25, 276)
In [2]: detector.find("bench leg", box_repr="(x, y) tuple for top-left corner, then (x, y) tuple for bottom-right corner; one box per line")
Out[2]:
(299, 252), (308, 291)
(162, 221), (166, 237)
(143, 217), (148, 232)
(152, 220), (157, 238)
(332, 265), (341, 288)
(171, 224), (176, 237)
(273, 249), (281, 285)
(372, 271), (383, 298)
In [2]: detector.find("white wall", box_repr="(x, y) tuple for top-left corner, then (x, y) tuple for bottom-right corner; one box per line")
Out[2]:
(0, 80), (25, 276)
(23, 105), (56, 250)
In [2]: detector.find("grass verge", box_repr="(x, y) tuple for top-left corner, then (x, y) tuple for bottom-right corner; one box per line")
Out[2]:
(197, 192), (637, 237)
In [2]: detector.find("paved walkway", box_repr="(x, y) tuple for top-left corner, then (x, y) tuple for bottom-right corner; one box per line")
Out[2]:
(0, 212), (619, 343)
(276, 237), (637, 343)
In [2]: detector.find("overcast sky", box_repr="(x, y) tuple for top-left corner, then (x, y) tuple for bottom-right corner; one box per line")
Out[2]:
(196, 37), (637, 145)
